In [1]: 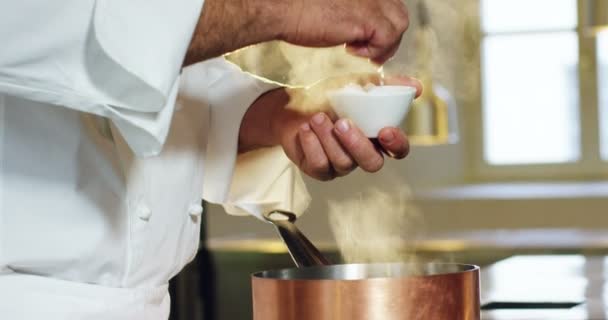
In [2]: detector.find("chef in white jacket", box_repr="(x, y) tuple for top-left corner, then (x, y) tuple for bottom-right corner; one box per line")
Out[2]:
(0, 0), (418, 319)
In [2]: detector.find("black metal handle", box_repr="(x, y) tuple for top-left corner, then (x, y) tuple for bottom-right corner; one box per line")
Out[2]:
(265, 211), (330, 268)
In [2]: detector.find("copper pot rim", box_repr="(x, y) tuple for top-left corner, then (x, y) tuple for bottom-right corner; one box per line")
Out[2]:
(252, 262), (480, 282)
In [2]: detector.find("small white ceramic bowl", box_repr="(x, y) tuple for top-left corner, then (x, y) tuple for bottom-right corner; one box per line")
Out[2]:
(327, 85), (417, 137)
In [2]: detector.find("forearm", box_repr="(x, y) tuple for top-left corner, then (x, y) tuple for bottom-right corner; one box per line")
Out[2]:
(184, 0), (284, 66)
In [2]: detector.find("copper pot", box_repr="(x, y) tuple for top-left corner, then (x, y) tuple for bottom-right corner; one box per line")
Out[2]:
(252, 211), (480, 320)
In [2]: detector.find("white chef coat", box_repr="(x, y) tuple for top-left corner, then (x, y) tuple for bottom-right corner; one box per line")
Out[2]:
(0, 1), (310, 319)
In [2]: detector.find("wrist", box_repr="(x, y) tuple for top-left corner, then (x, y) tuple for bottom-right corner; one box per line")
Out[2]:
(238, 88), (289, 153)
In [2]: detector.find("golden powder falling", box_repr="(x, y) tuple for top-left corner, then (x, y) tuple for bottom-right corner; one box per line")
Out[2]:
(225, 41), (383, 114)
(328, 186), (424, 267)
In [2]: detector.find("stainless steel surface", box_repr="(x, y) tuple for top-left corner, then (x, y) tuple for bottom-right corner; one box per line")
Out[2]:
(264, 211), (330, 267)
(255, 262), (475, 280)
(481, 255), (608, 320)
(252, 262), (480, 320)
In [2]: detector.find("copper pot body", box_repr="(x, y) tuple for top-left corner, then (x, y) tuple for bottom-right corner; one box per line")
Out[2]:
(252, 263), (480, 320)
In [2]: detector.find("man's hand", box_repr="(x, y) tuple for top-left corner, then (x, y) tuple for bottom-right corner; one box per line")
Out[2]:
(238, 76), (422, 181)
(279, 0), (409, 64)
(184, 0), (409, 66)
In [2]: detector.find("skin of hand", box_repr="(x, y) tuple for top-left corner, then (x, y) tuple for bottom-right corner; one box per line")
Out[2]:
(238, 76), (423, 181)
(184, 0), (409, 66)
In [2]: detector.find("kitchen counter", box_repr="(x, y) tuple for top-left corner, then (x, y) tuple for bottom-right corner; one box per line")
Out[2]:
(207, 228), (608, 269)
(208, 228), (608, 253)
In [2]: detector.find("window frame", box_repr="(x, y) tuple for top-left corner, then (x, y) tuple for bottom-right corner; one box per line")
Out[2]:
(468, 0), (608, 182)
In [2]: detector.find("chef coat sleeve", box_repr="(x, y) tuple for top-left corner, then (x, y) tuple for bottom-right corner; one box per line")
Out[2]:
(180, 58), (311, 220)
(0, 0), (204, 157)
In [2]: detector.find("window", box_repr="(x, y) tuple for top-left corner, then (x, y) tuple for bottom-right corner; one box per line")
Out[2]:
(482, 33), (580, 165)
(477, 0), (607, 178)
(481, 0), (579, 166)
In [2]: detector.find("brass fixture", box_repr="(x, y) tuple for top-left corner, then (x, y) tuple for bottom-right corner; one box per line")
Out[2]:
(404, 0), (459, 146)
(582, 0), (608, 35)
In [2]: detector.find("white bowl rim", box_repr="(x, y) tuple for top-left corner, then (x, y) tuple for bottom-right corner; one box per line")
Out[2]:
(329, 85), (417, 97)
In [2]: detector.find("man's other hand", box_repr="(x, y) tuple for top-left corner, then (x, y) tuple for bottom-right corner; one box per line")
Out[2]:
(238, 76), (422, 181)
(184, 0), (409, 66)
(279, 0), (409, 65)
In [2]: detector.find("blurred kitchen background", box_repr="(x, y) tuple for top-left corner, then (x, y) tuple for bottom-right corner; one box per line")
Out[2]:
(170, 0), (608, 319)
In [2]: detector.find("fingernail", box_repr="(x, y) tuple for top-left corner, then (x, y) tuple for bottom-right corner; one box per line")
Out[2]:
(348, 45), (371, 57)
(336, 119), (350, 133)
(411, 77), (423, 94)
(312, 113), (325, 125)
(380, 131), (396, 144)
(357, 47), (371, 56)
(300, 123), (311, 132)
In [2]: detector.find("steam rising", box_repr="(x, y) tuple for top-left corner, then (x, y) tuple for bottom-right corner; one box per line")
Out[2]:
(328, 186), (424, 265)
(226, 41), (378, 87)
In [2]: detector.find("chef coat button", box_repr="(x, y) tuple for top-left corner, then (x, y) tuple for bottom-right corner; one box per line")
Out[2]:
(189, 203), (203, 218)
(137, 205), (152, 221)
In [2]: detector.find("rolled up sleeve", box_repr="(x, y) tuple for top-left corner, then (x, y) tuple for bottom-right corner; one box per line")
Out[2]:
(180, 59), (310, 220)
(218, 147), (311, 220)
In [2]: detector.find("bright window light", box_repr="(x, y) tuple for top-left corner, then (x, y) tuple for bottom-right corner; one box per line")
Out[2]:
(481, 0), (577, 33)
(482, 32), (580, 165)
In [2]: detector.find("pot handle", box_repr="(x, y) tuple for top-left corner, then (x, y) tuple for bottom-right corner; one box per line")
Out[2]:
(265, 211), (331, 268)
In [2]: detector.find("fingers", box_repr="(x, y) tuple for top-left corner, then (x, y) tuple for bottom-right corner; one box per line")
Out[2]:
(294, 113), (410, 181)
(385, 0), (410, 33)
(357, 1), (409, 64)
(345, 21), (403, 64)
(373, 1), (408, 64)
(364, 21), (401, 64)
(346, 41), (374, 60)
(371, 37), (402, 65)
(309, 113), (357, 176)
(298, 123), (334, 181)
(378, 127), (410, 159)
(334, 119), (385, 173)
